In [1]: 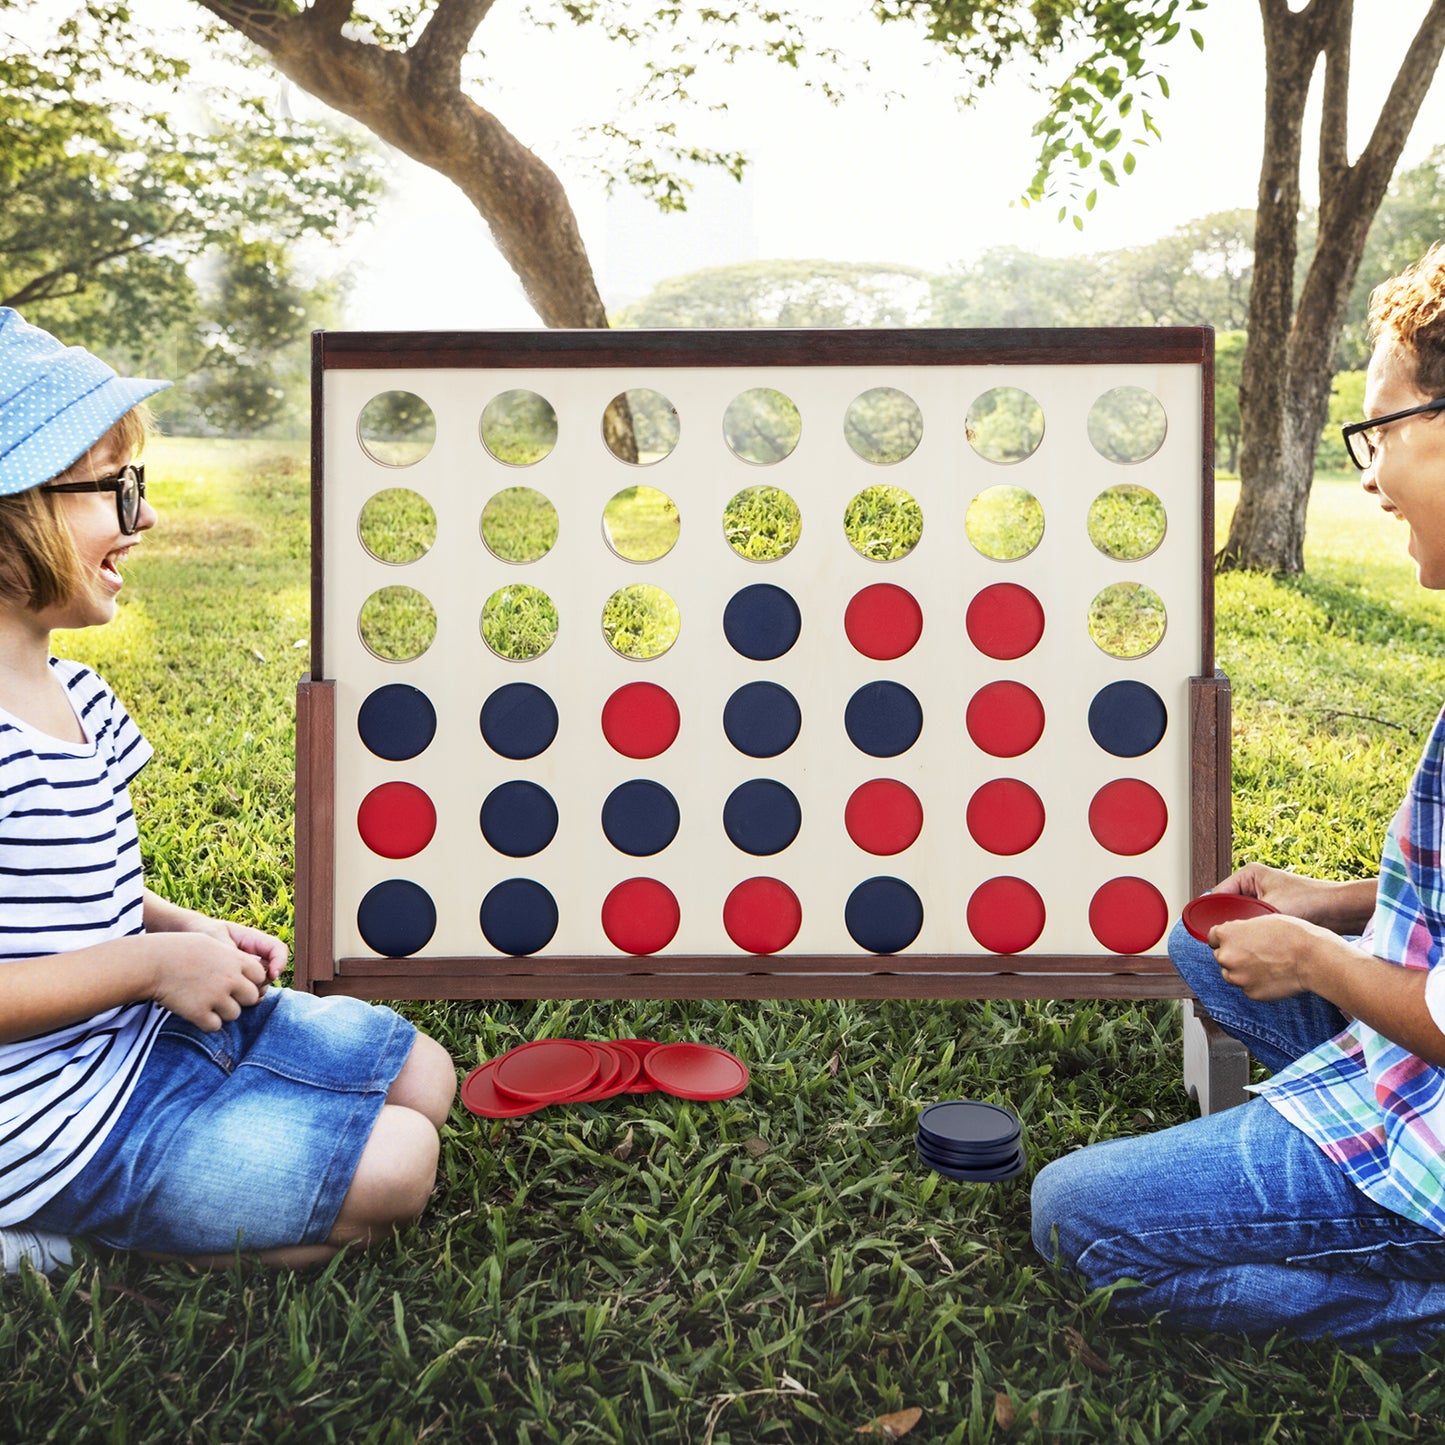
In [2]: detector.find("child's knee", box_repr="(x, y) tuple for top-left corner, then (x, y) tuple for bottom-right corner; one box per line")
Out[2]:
(337, 1105), (440, 1242)
(1030, 1146), (1125, 1271)
(391, 1032), (458, 1127)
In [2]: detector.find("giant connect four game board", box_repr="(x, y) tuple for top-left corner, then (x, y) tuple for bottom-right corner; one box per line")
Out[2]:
(294, 328), (1229, 1001)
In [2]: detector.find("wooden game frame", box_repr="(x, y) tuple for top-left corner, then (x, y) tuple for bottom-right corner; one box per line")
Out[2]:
(296, 326), (1227, 1003)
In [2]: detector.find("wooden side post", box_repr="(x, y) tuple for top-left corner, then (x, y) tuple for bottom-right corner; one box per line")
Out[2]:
(1182, 671), (1249, 1112)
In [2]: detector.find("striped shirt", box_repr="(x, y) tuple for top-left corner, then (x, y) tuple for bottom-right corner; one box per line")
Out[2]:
(1258, 702), (1445, 1235)
(0, 659), (163, 1224)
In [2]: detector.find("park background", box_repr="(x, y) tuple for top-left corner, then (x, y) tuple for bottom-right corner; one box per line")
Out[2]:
(7, 2), (1445, 1441)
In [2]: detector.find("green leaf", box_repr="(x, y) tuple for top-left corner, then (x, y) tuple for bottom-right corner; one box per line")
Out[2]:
(1123, 152), (1136, 174)
(1191, 28), (1205, 50)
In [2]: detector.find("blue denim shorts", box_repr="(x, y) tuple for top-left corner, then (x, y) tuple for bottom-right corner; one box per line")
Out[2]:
(29, 988), (418, 1255)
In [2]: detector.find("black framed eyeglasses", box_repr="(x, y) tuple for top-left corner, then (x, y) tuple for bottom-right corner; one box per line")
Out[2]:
(1341, 399), (1445, 469)
(40, 464), (146, 534)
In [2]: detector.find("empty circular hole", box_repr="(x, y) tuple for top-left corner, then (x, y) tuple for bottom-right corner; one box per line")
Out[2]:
(604, 388), (680, 465)
(358, 489), (436, 565)
(358, 391), (435, 468)
(965, 387), (1044, 464)
(844, 387), (923, 464)
(965, 485), (1044, 560)
(602, 584), (680, 660)
(1087, 484), (1167, 560)
(722, 485), (802, 561)
(1088, 387), (1168, 464)
(1088, 582), (1167, 658)
(480, 389), (558, 465)
(723, 388), (801, 465)
(481, 585), (559, 661)
(603, 485), (680, 561)
(481, 486), (558, 563)
(843, 485), (923, 561)
(359, 586), (436, 662)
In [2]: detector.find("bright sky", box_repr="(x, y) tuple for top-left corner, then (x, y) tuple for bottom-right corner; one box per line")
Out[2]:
(161, 2), (1445, 328)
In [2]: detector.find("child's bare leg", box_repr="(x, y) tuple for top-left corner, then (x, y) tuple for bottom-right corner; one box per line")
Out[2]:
(385, 1032), (457, 1127)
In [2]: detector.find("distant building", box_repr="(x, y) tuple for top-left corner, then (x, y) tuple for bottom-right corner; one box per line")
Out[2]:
(603, 169), (759, 307)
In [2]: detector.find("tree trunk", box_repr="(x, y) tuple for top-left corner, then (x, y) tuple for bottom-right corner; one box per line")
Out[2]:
(190, 0), (610, 331)
(1219, 0), (1445, 574)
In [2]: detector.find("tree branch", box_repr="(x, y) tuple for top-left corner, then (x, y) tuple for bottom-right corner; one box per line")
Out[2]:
(187, 0), (609, 327)
(411, 0), (496, 98)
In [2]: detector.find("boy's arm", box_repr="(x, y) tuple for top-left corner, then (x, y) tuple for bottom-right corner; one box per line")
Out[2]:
(1209, 915), (1445, 1067)
(1212, 862), (1377, 933)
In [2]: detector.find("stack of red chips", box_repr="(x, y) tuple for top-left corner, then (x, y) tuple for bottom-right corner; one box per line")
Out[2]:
(461, 1038), (749, 1118)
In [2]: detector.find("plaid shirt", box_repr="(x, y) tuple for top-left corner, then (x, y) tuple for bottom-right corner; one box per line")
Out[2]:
(1257, 705), (1445, 1235)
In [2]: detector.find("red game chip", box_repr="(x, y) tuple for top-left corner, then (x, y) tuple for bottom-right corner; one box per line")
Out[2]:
(492, 1039), (600, 1102)
(1088, 778), (1168, 856)
(967, 876), (1046, 954)
(844, 778), (924, 855)
(564, 1043), (626, 1102)
(966, 681), (1045, 759)
(966, 778), (1045, 856)
(582, 1043), (643, 1099)
(844, 583), (924, 660)
(643, 1043), (750, 1100)
(1090, 876), (1170, 954)
(965, 583), (1045, 660)
(357, 781), (437, 859)
(615, 1038), (662, 1092)
(1182, 893), (1278, 942)
(601, 682), (681, 759)
(723, 877), (802, 954)
(601, 878), (681, 955)
(460, 1058), (550, 1118)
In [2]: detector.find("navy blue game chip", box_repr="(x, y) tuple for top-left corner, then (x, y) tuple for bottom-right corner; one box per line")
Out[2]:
(357, 683), (437, 762)
(844, 681), (923, 757)
(480, 780), (559, 858)
(480, 682), (559, 760)
(722, 584), (802, 661)
(601, 779), (681, 857)
(479, 878), (559, 956)
(1087, 680), (1168, 758)
(356, 878), (437, 958)
(722, 681), (802, 758)
(844, 875), (924, 953)
(723, 779), (802, 856)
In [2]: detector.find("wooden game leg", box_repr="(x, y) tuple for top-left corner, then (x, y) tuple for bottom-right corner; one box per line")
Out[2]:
(1181, 999), (1249, 1115)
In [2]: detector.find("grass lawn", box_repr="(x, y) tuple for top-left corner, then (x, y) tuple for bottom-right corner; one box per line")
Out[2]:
(6, 444), (1445, 1442)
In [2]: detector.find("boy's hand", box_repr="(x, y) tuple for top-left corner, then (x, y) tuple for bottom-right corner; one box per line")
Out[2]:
(148, 933), (270, 1032)
(1211, 863), (1375, 932)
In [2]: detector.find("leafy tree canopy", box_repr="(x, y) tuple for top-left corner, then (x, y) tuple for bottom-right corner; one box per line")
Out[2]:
(873, 0), (1207, 225)
(1, 0), (378, 429)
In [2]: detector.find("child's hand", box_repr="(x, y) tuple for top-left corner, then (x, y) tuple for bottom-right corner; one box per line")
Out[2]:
(148, 934), (271, 1032)
(1211, 863), (1374, 931)
(217, 922), (289, 982)
(1208, 914), (1320, 1000)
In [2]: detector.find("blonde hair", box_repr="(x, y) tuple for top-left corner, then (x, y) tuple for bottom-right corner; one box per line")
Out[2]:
(1368, 242), (1445, 397)
(0, 405), (153, 611)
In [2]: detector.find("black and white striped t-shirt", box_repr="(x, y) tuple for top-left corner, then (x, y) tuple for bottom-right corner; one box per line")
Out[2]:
(0, 659), (164, 1224)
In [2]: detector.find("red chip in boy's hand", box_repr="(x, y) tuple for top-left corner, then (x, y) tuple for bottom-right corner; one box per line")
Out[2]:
(0, 308), (456, 1275)
(1181, 893), (1279, 942)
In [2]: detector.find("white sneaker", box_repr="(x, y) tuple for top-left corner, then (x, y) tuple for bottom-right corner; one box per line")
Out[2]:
(0, 1227), (73, 1275)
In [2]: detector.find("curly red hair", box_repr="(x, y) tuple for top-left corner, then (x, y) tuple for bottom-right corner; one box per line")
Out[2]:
(1368, 242), (1445, 397)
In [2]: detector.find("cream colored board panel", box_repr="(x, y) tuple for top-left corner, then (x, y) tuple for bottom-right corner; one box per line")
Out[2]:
(324, 361), (1203, 961)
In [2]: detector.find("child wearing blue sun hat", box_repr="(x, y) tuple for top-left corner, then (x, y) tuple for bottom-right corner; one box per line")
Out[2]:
(0, 309), (455, 1274)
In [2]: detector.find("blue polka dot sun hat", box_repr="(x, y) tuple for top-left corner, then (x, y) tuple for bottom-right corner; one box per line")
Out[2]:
(0, 308), (171, 497)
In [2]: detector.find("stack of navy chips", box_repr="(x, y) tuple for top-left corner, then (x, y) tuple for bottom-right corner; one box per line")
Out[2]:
(915, 1100), (1025, 1182)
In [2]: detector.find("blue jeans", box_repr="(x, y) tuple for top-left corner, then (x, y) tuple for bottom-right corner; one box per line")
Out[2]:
(1030, 921), (1445, 1350)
